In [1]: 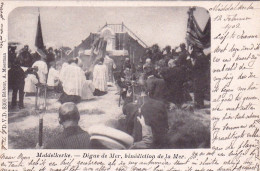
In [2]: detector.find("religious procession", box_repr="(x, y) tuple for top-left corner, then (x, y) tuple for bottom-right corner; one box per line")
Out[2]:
(8, 7), (211, 149)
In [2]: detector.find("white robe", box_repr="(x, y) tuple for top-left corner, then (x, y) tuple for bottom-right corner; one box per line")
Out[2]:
(93, 64), (108, 92)
(62, 63), (86, 96)
(47, 67), (59, 87)
(24, 74), (38, 93)
(32, 60), (48, 84)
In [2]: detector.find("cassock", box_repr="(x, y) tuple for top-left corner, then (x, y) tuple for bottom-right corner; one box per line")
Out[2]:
(24, 74), (38, 93)
(47, 67), (59, 87)
(93, 64), (108, 92)
(104, 55), (116, 83)
(32, 60), (48, 84)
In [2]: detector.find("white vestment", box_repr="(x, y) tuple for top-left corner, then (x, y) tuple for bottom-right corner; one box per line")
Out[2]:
(93, 64), (108, 92)
(32, 60), (48, 84)
(24, 74), (38, 93)
(47, 67), (59, 87)
(62, 63), (86, 96)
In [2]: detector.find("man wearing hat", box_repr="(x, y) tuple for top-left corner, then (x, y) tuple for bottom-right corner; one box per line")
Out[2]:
(18, 45), (33, 67)
(45, 102), (91, 149)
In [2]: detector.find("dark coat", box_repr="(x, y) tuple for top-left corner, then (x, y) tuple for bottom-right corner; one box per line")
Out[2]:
(45, 126), (91, 149)
(191, 51), (210, 106)
(8, 66), (25, 90)
(161, 66), (186, 105)
(177, 50), (189, 67)
(123, 96), (168, 148)
(18, 51), (33, 67)
(46, 52), (55, 66)
(146, 75), (169, 102)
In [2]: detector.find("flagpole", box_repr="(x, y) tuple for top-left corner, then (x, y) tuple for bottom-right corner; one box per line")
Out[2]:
(35, 7), (45, 147)
(186, 7), (195, 53)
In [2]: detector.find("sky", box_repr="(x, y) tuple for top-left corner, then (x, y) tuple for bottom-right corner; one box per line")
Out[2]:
(9, 7), (209, 51)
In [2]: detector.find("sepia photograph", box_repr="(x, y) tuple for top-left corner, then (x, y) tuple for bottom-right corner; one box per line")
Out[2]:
(8, 6), (211, 149)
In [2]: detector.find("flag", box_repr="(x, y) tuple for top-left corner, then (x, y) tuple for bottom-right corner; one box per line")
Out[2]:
(35, 14), (44, 49)
(186, 8), (211, 49)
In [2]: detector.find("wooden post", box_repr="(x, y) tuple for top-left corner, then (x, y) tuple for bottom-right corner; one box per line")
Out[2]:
(38, 114), (43, 147)
(38, 85), (47, 147)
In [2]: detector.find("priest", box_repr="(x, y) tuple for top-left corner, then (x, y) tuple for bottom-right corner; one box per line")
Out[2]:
(59, 58), (86, 104)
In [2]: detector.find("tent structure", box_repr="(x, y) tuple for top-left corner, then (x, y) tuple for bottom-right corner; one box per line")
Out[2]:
(69, 23), (147, 71)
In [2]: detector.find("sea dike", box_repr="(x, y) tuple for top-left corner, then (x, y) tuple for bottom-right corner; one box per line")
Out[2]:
(125, 153), (155, 159)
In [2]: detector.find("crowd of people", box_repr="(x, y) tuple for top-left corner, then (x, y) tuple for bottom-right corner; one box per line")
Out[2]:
(8, 42), (210, 149)
(118, 43), (210, 149)
(118, 43), (210, 109)
(8, 44), (115, 109)
(8, 45), (58, 109)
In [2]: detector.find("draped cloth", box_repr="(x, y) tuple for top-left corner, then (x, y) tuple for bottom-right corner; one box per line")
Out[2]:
(186, 8), (211, 49)
(62, 63), (86, 96)
(93, 64), (108, 92)
(104, 55), (116, 83)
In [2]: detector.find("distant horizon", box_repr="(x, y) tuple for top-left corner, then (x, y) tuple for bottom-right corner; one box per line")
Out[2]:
(9, 6), (210, 52)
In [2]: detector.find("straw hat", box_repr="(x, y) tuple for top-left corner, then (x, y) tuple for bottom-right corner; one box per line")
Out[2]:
(88, 125), (134, 149)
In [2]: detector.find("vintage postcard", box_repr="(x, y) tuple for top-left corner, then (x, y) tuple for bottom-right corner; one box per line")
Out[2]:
(0, 1), (259, 170)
